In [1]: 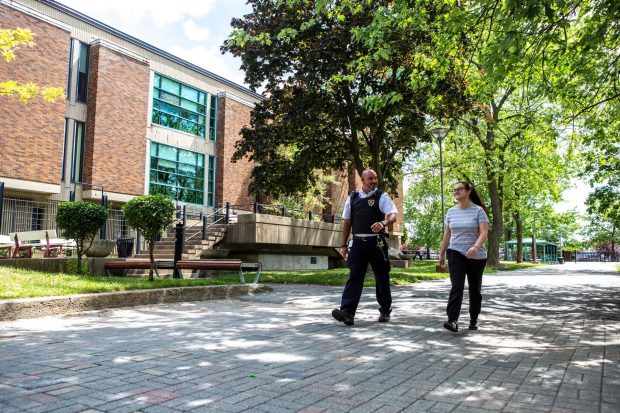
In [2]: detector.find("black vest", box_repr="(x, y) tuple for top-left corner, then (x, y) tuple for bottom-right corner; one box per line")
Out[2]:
(350, 190), (386, 234)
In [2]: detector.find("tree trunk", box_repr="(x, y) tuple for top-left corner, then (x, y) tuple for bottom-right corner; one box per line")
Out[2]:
(148, 242), (155, 282)
(612, 225), (617, 261)
(76, 239), (83, 274)
(486, 179), (503, 268)
(513, 211), (523, 263)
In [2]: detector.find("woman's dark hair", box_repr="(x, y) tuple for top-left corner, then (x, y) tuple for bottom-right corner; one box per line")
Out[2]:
(456, 181), (489, 215)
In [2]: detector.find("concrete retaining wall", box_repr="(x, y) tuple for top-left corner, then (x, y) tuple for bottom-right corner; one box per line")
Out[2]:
(0, 258), (67, 272)
(0, 284), (265, 321)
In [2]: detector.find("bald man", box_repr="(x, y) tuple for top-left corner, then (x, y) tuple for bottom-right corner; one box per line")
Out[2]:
(332, 169), (398, 326)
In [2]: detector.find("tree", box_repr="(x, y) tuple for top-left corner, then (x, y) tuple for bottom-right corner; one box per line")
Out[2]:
(586, 186), (620, 260)
(403, 146), (446, 258)
(222, 0), (470, 196)
(56, 202), (108, 274)
(0, 27), (64, 103)
(122, 195), (175, 281)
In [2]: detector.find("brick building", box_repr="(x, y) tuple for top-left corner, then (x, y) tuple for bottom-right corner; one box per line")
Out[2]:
(0, 0), (263, 232)
(0, 0), (403, 241)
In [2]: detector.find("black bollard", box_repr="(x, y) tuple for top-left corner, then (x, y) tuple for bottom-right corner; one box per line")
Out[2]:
(173, 223), (184, 279)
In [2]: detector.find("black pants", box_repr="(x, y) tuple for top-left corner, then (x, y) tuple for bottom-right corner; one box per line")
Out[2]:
(340, 236), (391, 316)
(446, 249), (487, 323)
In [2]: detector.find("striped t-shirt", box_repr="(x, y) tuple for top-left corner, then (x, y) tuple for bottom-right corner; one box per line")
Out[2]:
(445, 204), (490, 259)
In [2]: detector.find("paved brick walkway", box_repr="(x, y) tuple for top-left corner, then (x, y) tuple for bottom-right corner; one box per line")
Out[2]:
(1, 262), (618, 412)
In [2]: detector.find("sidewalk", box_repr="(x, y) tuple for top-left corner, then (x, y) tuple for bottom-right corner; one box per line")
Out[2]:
(1, 262), (618, 412)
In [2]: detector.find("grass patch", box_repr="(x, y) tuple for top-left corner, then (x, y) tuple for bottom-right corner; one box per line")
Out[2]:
(261, 260), (448, 286)
(0, 259), (545, 299)
(0, 266), (242, 300)
(486, 261), (547, 273)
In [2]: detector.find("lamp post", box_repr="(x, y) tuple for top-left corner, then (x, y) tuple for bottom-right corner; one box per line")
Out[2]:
(431, 127), (450, 234)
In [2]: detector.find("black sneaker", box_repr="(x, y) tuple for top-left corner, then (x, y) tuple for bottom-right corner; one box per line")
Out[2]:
(469, 321), (478, 330)
(378, 308), (391, 322)
(332, 309), (354, 326)
(443, 321), (458, 332)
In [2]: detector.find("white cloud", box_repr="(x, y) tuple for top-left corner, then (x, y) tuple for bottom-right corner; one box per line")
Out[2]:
(183, 20), (211, 42)
(59, 0), (216, 26)
(166, 44), (247, 86)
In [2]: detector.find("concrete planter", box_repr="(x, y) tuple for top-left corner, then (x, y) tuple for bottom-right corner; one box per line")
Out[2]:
(85, 240), (116, 258)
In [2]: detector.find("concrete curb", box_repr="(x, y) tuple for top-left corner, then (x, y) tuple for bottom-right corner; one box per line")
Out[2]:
(0, 284), (267, 321)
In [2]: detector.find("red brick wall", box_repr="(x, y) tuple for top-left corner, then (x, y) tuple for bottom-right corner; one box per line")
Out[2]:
(215, 96), (255, 207)
(83, 45), (149, 195)
(0, 4), (69, 184)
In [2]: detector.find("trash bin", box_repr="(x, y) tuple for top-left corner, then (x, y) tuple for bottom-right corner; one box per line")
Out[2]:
(116, 237), (134, 258)
(558, 256), (564, 264)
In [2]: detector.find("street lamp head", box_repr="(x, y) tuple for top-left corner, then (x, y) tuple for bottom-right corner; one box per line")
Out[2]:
(431, 126), (450, 142)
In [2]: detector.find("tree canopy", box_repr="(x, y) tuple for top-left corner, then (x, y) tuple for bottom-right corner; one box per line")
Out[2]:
(223, 0), (471, 196)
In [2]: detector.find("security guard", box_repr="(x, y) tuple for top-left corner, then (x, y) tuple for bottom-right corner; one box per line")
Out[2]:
(332, 169), (398, 326)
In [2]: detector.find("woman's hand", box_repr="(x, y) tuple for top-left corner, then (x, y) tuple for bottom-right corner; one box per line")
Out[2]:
(466, 246), (479, 258)
(341, 245), (349, 259)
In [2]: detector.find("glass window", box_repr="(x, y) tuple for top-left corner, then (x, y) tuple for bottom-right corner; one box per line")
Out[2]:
(76, 43), (89, 103)
(207, 155), (215, 207)
(71, 122), (85, 183)
(151, 73), (207, 138)
(149, 142), (206, 205)
(66, 39), (73, 100)
(209, 95), (217, 141)
(180, 86), (198, 102)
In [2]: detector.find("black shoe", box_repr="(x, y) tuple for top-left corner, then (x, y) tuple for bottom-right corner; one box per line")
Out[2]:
(378, 308), (391, 322)
(332, 309), (354, 326)
(443, 321), (458, 332)
(469, 321), (478, 330)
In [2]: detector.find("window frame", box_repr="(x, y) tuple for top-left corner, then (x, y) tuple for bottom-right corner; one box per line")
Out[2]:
(151, 73), (208, 138)
(149, 142), (206, 206)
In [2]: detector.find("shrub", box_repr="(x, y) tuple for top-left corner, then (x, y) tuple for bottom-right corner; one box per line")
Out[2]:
(122, 195), (175, 281)
(56, 201), (108, 274)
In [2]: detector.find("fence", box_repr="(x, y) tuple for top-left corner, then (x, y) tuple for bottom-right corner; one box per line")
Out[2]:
(1, 193), (342, 256)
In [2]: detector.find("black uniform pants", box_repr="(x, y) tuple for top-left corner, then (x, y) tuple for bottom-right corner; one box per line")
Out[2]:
(446, 249), (487, 323)
(340, 236), (391, 316)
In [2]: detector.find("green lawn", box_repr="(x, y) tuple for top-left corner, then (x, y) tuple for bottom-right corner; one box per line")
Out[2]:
(261, 260), (448, 286)
(0, 260), (541, 299)
(0, 267), (244, 299)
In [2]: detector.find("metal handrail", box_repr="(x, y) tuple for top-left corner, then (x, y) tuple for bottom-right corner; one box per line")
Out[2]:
(184, 205), (228, 243)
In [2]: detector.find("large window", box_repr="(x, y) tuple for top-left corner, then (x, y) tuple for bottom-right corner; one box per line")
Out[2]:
(71, 121), (85, 183)
(152, 74), (207, 138)
(207, 156), (215, 206)
(66, 39), (73, 100)
(149, 142), (206, 205)
(209, 95), (217, 141)
(76, 42), (89, 103)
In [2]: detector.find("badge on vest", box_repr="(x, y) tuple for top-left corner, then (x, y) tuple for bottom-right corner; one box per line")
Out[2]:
(367, 199), (375, 207)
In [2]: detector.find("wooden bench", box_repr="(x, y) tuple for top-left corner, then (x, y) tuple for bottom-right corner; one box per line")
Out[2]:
(176, 259), (262, 284)
(104, 260), (174, 277)
(103, 259), (262, 284)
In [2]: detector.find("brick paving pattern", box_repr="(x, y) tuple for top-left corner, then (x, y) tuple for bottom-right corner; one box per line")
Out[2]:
(1, 262), (618, 412)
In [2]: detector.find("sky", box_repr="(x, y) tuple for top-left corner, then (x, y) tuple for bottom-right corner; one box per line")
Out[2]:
(56, 0), (590, 216)
(58, 0), (252, 88)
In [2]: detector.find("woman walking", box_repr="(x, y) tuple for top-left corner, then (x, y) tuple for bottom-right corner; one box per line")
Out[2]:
(439, 182), (489, 332)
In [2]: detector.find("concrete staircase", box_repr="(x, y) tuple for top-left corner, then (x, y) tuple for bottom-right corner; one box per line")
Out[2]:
(127, 220), (228, 277)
